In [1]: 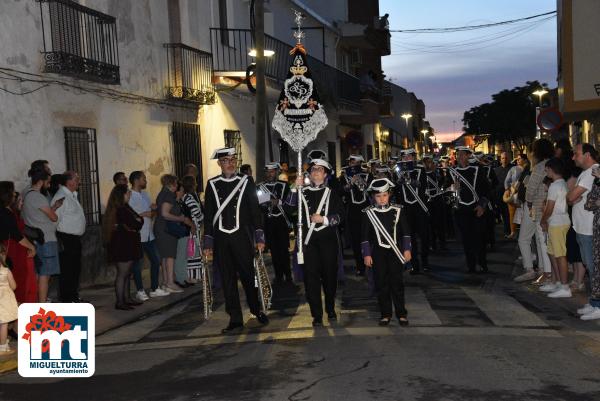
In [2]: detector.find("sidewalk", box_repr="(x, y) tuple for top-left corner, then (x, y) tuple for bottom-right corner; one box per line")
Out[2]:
(0, 272), (203, 374)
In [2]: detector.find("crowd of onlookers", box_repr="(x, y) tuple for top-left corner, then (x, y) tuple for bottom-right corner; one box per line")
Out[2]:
(0, 161), (206, 355)
(504, 139), (600, 320)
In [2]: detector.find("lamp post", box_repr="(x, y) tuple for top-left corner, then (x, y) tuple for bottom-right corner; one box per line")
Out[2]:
(532, 89), (549, 107)
(401, 113), (413, 145)
(532, 88), (549, 139)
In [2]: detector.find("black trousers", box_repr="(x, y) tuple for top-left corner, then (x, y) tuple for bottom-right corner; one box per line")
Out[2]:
(303, 230), (339, 319)
(347, 205), (366, 273)
(372, 247), (407, 318)
(455, 206), (487, 271)
(497, 199), (510, 235)
(428, 196), (446, 249)
(57, 232), (82, 302)
(485, 205), (496, 246)
(406, 204), (429, 270)
(214, 230), (261, 324)
(265, 216), (291, 281)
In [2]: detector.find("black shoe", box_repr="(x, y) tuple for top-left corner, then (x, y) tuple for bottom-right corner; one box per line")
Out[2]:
(422, 264), (430, 272)
(312, 318), (323, 327)
(221, 322), (244, 334)
(398, 317), (409, 326)
(175, 281), (190, 288)
(256, 312), (270, 325)
(327, 311), (337, 321)
(184, 280), (195, 287)
(410, 268), (421, 275)
(115, 303), (134, 311)
(355, 270), (365, 277)
(379, 317), (391, 326)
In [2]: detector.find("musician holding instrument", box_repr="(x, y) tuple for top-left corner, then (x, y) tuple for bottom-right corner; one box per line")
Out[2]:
(342, 154), (371, 276)
(203, 147), (269, 333)
(394, 148), (430, 274)
(257, 162), (293, 285)
(451, 146), (491, 273)
(286, 158), (344, 327)
(361, 178), (411, 326)
(423, 154), (447, 251)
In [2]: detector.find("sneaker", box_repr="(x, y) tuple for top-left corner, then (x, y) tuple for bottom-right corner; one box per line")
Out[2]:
(547, 287), (572, 298)
(540, 282), (560, 292)
(577, 304), (594, 315)
(569, 281), (585, 292)
(135, 290), (149, 302)
(149, 288), (170, 297)
(580, 307), (600, 321)
(514, 270), (537, 282)
(166, 285), (183, 293)
(0, 343), (15, 355)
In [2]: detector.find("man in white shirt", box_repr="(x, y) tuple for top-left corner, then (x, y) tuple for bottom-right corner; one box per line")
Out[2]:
(52, 171), (86, 303)
(567, 144), (599, 316)
(129, 171), (168, 299)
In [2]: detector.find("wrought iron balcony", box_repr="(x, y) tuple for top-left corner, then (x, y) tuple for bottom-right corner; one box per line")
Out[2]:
(37, 0), (120, 84)
(209, 28), (360, 109)
(164, 43), (216, 105)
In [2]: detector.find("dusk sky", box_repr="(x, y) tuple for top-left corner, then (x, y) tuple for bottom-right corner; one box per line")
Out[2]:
(380, 0), (557, 142)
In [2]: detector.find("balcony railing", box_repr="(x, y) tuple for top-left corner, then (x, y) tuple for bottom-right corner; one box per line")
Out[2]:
(37, 0), (120, 84)
(164, 43), (216, 105)
(210, 28), (360, 108)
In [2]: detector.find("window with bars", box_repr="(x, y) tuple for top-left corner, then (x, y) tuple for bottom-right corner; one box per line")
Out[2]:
(64, 127), (101, 225)
(224, 130), (242, 166)
(171, 122), (203, 191)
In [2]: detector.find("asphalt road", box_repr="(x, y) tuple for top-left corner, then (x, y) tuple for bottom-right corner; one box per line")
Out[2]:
(2, 235), (600, 401)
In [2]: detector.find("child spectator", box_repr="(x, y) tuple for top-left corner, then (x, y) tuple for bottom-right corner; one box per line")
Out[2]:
(0, 243), (18, 356)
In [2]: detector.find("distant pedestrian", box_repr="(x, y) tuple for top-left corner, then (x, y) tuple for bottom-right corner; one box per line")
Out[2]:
(103, 184), (144, 310)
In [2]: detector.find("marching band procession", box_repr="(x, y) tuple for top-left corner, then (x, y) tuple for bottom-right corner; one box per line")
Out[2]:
(197, 143), (510, 333)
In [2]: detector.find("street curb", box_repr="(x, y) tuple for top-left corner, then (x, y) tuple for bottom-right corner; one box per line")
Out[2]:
(0, 359), (17, 375)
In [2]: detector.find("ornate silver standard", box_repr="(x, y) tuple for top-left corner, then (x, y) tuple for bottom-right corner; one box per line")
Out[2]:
(254, 249), (273, 311)
(271, 10), (328, 264)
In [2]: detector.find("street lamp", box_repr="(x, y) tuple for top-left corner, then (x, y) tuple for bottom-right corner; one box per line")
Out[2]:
(401, 113), (413, 145)
(248, 49), (275, 57)
(532, 89), (548, 107)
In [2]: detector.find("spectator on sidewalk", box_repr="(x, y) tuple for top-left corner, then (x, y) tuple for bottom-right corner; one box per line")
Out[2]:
(494, 152), (512, 238)
(128, 171), (169, 300)
(154, 174), (193, 294)
(113, 172), (128, 187)
(539, 158), (572, 298)
(504, 154), (527, 239)
(27, 160), (52, 199)
(0, 243), (18, 356)
(173, 182), (193, 288)
(555, 139), (586, 292)
(52, 171), (86, 303)
(0, 184), (37, 304)
(516, 139), (553, 283)
(22, 169), (63, 303)
(103, 184), (144, 310)
(176, 176), (203, 285)
(49, 174), (65, 198)
(580, 165), (600, 320)
(569, 144), (599, 316)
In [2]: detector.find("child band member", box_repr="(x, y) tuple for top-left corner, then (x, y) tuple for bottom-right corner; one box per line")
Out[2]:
(361, 178), (412, 326)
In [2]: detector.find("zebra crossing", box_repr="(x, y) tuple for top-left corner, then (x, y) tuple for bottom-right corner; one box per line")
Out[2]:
(95, 275), (558, 352)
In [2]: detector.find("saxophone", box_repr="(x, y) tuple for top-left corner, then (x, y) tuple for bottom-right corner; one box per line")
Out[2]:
(254, 249), (272, 312)
(201, 254), (213, 320)
(449, 167), (461, 209)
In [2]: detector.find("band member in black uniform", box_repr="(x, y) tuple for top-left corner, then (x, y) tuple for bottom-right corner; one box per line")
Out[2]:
(361, 178), (412, 326)
(474, 152), (498, 249)
(203, 147), (269, 333)
(439, 156), (456, 238)
(367, 158), (382, 182)
(451, 146), (491, 273)
(257, 162), (292, 284)
(423, 154), (447, 251)
(286, 159), (344, 326)
(394, 148), (430, 273)
(342, 155), (371, 276)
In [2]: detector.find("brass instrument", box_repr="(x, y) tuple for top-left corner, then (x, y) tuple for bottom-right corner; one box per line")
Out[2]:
(254, 249), (272, 312)
(201, 254), (213, 320)
(448, 167), (461, 209)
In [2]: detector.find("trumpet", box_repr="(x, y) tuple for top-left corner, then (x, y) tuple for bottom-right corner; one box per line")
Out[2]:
(254, 249), (272, 312)
(201, 254), (213, 320)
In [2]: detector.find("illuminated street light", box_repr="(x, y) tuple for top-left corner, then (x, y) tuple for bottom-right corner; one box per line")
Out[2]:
(532, 89), (549, 106)
(248, 49), (275, 57)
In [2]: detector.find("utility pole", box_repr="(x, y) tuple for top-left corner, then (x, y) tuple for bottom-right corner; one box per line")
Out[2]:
(255, 0), (266, 181)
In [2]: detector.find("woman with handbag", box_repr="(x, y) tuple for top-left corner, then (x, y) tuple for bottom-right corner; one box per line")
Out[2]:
(154, 175), (194, 293)
(103, 184), (144, 310)
(503, 154), (528, 239)
(176, 176), (203, 285)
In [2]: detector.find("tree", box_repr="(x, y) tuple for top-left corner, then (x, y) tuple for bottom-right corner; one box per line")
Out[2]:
(462, 81), (545, 152)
